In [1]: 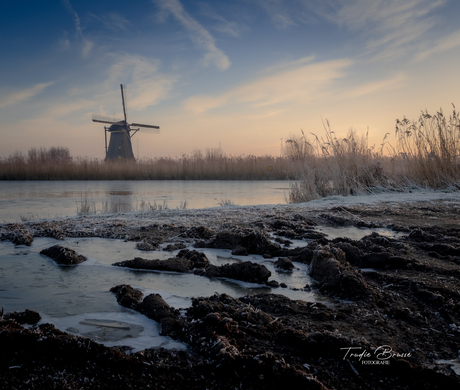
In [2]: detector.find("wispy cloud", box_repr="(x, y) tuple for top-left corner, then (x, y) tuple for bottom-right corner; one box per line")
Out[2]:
(0, 82), (55, 109)
(61, 0), (94, 57)
(198, 3), (248, 38)
(325, 0), (448, 60)
(415, 28), (460, 61)
(345, 72), (406, 98)
(185, 57), (351, 113)
(256, 0), (448, 61)
(89, 12), (131, 31)
(256, 0), (296, 29)
(154, 0), (231, 70)
(101, 54), (178, 111)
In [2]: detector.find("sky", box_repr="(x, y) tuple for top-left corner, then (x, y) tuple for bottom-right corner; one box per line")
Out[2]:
(1, 0), (460, 159)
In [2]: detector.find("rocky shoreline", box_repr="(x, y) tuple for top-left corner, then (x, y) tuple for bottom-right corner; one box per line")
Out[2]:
(1, 198), (460, 389)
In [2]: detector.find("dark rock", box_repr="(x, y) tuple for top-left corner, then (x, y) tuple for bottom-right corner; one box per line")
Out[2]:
(194, 240), (207, 248)
(164, 243), (186, 251)
(231, 246), (248, 256)
(408, 228), (437, 242)
(280, 246), (315, 264)
(208, 231), (241, 249)
(274, 237), (292, 246)
(302, 230), (327, 240)
(418, 243), (460, 257)
(177, 249), (210, 268)
(274, 257), (295, 271)
(196, 261), (271, 284)
(319, 214), (352, 226)
(113, 257), (194, 273)
(40, 245), (87, 265)
(182, 226), (215, 239)
(141, 293), (172, 321)
(110, 284), (144, 310)
(136, 241), (158, 251)
(266, 280), (280, 288)
(271, 218), (297, 230)
(334, 242), (364, 267)
(275, 229), (298, 239)
(4, 309), (41, 324)
(310, 244), (369, 299)
(362, 252), (392, 268)
(280, 283), (287, 288)
(203, 312), (222, 326)
(206, 230), (281, 256)
(141, 294), (182, 335)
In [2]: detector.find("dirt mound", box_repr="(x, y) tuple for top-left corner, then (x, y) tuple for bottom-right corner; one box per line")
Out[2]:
(40, 245), (87, 265)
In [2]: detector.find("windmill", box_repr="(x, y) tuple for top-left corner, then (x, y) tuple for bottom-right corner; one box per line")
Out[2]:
(92, 84), (160, 161)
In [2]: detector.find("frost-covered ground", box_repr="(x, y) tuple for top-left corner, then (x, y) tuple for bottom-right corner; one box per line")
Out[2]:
(7, 188), (458, 232)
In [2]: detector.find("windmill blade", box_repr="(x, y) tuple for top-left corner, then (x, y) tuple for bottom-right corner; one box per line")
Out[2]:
(92, 114), (123, 125)
(130, 127), (160, 134)
(130, 122), (160, 129)
(120, 84), (128, 123)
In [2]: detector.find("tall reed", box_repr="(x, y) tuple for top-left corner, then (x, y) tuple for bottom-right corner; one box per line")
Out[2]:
(395, 106), (460, 187)
(0, 153), (304, 180)
(288, 124), (391, 202)
(288, 107), (460, 202)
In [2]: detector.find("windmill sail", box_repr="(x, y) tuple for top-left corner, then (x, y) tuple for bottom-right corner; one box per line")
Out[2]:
(92, 85), (160, 161)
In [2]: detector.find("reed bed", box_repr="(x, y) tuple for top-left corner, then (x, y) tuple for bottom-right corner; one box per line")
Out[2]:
(0, 154), (303, 180)
(1, 107), (459, 204)
(288, 107), (460, 202)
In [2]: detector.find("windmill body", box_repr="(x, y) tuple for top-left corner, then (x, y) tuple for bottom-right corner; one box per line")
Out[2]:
(105, 123), (135, 160)
(92, 85), (159, 161)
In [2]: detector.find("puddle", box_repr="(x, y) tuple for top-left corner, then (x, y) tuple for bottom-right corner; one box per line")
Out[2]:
(0, 236), (321, 351)
(435, 359), (460, 376)
(40, 311), (186, 353)
(317, 226), (403, 240)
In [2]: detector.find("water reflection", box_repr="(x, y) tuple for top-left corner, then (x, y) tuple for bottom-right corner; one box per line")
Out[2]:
(0, 180), (291, 222)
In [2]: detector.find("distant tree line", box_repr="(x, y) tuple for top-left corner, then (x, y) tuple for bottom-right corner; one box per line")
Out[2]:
(11, 146), (72, 164)
(28, 146), (71, 163)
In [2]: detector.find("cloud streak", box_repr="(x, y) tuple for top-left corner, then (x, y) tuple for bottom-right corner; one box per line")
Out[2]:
(0, 82), (55, 109)
(89, 12), (131, 31)
(62, 0), (94, 56)
(185, 57), (351, 113)
(325, 0), (448, 60)
(257, 0), (449, 61)
(101, 54), (178, 112)
(415, 28), (460, 61)
(154, 0), (231, 70)
(345, 73), (406, 98)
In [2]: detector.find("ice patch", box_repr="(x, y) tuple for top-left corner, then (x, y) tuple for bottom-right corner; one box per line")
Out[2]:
(40, 311), (187, 353)
(435, 359), (460, 376)
(317, 226), (403, 240)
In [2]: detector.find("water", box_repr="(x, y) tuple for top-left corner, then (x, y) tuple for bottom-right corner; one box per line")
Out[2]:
(0, 179), (403, 352)
(0, 180), (291, 222)
(317, 226), (405, 241)
(0, 236), (318, 351)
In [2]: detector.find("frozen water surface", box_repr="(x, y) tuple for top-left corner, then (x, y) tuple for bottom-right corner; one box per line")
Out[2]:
(2, 187), (458, 351)
(317, 226), (405, 240)
(0, 180), (291, 222)
(0, 236), (318, 352)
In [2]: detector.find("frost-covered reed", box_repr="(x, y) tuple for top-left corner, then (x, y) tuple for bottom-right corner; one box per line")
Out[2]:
(288, 107), (460, 202)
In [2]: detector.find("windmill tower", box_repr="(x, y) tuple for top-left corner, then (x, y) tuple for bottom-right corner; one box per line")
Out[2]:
(92, 84), (160, 161)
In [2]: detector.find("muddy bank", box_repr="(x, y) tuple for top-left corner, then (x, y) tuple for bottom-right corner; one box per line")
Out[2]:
(1, 198), (460, 389)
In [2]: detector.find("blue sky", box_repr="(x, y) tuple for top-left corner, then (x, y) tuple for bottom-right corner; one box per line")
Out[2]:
(1, 0), (460, 159)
